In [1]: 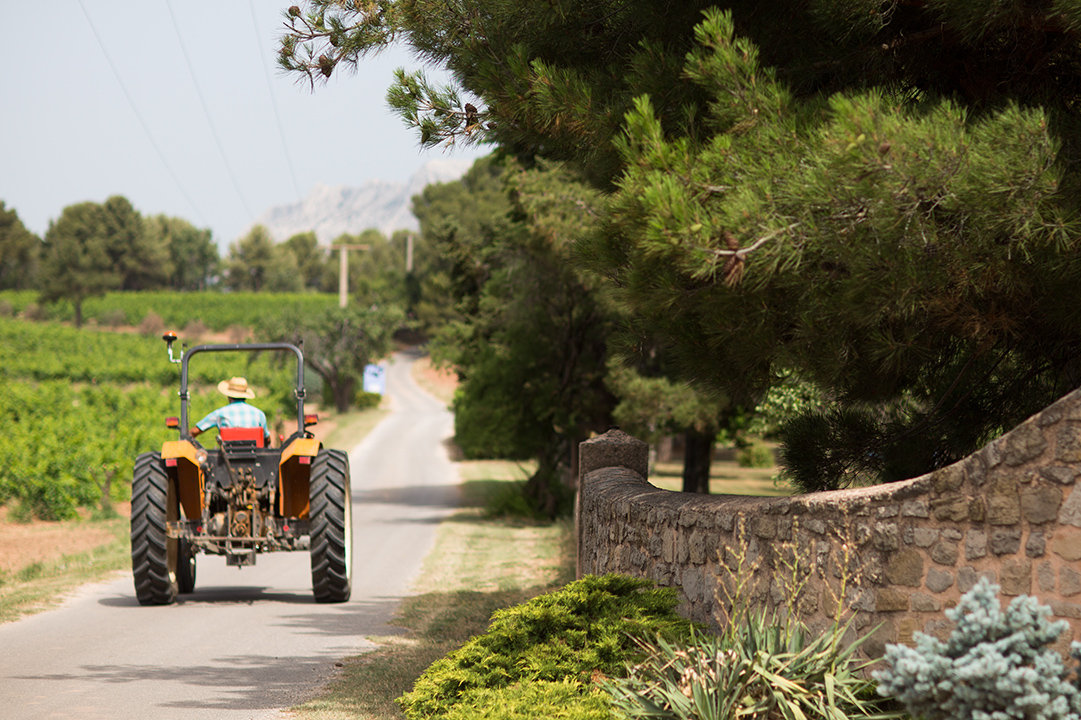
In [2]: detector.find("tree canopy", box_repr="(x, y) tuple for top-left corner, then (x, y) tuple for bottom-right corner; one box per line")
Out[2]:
(282, 0), (1081, 490)
(259, 303), (404, 412)
(0, 202), (40, 291)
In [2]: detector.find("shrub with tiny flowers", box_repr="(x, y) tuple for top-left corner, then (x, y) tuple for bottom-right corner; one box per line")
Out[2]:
(875, 577), (1081, 720)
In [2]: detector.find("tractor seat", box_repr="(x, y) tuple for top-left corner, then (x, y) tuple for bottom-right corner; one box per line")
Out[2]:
(218, 427), (266, 448)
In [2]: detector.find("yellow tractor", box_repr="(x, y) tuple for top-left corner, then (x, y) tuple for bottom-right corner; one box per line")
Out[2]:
(130, 333), (352, 605)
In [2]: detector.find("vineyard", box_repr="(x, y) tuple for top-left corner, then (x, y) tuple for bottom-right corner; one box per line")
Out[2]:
(0, 296), (326, 520)
(0, 289), (337, 331)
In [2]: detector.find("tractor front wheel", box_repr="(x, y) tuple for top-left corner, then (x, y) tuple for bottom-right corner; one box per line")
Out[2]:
(131, 451), (178, 605)
(309, 449), (352, 603)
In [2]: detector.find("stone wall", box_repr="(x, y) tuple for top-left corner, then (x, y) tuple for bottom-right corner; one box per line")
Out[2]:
(577, 388), (1081, 656)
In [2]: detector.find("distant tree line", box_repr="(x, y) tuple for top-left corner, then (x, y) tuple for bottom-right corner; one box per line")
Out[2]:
(0, 196), (431, 328)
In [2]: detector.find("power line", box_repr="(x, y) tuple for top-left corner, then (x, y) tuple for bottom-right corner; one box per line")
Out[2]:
(75, 0), (207, 227)
(163, 0), (256, 221)
(248, 0), (304, 201)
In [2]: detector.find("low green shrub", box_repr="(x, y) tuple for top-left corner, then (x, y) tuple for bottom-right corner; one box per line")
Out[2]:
(353, 390), (382, 410)
(875, 577), (1081, 720)
(397, 574), (693, 719)
(441, 680), (611, 720)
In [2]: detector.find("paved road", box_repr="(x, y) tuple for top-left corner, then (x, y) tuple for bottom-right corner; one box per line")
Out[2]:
(0, 351), (460, 720)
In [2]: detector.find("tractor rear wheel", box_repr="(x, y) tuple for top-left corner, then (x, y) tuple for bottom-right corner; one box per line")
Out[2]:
(131, 451), (178, 605)
(309, 449), (352, 603)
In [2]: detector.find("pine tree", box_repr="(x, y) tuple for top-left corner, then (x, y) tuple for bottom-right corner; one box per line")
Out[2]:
(282, 0), (1081, 486)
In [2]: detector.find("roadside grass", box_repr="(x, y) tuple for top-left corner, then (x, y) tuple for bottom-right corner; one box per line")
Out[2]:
(317, 404), (390, 452)
(0, 515), (130, 624)
(290, 459), (573, 720)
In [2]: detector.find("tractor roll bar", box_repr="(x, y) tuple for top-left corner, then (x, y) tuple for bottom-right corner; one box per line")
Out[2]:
(175, 342), (306, 439)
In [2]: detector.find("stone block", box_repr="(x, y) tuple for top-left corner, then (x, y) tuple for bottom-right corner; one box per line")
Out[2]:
(933, 465), (965, 493)
(876, 588), (911, 612)
(877, 506), (899, 518)
(901, 500), (930, 518)
(1039, 561), (1056, 593)
(1003, 422), (1048, 466)
(1021, 485), (1063, 524)
(1051, 601), (1081, 620)
(959, 566), (997, 593)
(911, 592), (942, 612)
(1041, 466), (1078, 485)
(662, 532), (675, 563)
(911, 527), (939, 548)
(1061, 566), (1081, 597)
(1000, 558), (1032, 596)
(1059, 488), (1081, 527)
(1057, 425), (1081, 463)
(932, 496), (970, 522)
(931, 541), (959, 566)
(1026, 531), (1046, 558)
(896, 616), (922, 646)
(885, 549), (924, 587)
(925, 567), (954, 593)
(987, 485), (1021, 525)
(977, 442), (1003, 472)
(874, 522), (899, 552)
(688, 530), (707, 565)
(1052, 527), (1081, 561)
(753, 516), (776, 540)
(966, 530), (988, 560)
(580, 429), (650, 479)
(990, 527), (1022, 556)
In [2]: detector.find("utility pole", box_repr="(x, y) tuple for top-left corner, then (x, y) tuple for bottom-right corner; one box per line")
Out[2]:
(332, 243), (370, 308)
(406, 233), (415, 273)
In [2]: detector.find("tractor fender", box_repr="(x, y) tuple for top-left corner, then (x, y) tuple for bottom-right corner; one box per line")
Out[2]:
(278, 437), (322, 518)
(161, 440), (205, 520)
(279, 437), (321, 465)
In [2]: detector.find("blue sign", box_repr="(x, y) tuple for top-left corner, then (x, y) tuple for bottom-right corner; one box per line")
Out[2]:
(363, 364), (386, 395)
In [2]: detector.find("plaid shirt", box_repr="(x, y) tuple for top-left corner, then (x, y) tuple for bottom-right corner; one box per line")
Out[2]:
(195, 400), (269, 442)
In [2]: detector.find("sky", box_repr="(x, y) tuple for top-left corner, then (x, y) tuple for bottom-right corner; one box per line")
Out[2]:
(0, 1), (486, 249)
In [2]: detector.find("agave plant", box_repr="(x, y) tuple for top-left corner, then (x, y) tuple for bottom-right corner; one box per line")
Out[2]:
(603, 613), (905, 720)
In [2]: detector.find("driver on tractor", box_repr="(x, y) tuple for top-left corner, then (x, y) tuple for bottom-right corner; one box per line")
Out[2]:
(190, 376), (271, 447)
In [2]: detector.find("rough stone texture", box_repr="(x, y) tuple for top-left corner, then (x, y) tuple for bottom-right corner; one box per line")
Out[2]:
(990, 527), (1022, 556)
(885, 549), (924, 587)
(579, 430), (649, 479)
(1059, 488), (1081, 527)
(1062, 567), (1081, 597)
(925, 568), (954, 593)
(966, 530), (988, 560)
(1022, 485), (1064, 524)
(577, 387), (1081, 652)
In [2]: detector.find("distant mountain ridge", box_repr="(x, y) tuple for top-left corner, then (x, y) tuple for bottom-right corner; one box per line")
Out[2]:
(254, 158), (473, 243)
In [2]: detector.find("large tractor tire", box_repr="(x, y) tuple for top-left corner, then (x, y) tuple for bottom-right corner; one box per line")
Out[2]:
(309, 449), (353, 603)
(131, 451), (178, 605)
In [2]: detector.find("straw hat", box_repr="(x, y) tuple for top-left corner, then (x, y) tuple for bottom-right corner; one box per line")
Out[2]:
(217, 376), (256, 399)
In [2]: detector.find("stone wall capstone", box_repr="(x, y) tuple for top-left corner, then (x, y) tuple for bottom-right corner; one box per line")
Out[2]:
(577, 389), (1081, 656)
